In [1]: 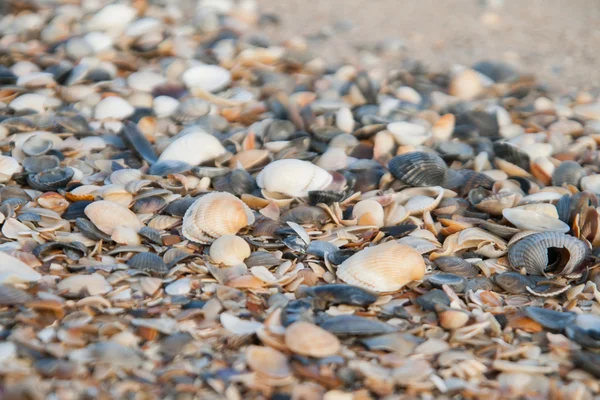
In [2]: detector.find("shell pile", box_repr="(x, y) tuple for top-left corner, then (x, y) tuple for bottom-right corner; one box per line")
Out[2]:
(0, 0), (600, 399)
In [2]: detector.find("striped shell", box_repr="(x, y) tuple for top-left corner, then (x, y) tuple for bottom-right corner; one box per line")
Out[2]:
(336, 241), (426, 293)
(508, 232), (589, 277)
(552, 160), (587, 187)
(256, 159), (333, 198)
(388, 152), (448, 187)
(182, 192), (255, 244)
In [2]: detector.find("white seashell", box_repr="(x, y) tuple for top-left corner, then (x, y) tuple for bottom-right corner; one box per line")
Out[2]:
(84, 200), (143, 235)
(182, 192), (255, 244)
(16, 72), (55, 88)
(396, 86), (422, 104)
(83, 31), (113, 53)
(431, 114), (455, 140)
(182, 65), (232, 93)
(111, 226), (141, 246)
(158, 132), (226, 166)
(57, 273), (112, 296)
(502, 208), (570, 233)
(125, 18), (162, 37)
(387, 121), (432, 146)
(153, 96), (179, 118)
(0, 155), (22, 182)
(86, 4), (137, 32)
(109, 169), (142, 185)
(449, 68), (483, 100)
(352, 200), (385, 227)
(515, 203), (558, 218)
(316, 148), (349, 171)
(220, 312), (263, 335)
(0, 251), (41, 284)
(256, 159), (333, 198)
(95, 97), (134, 120)
(0, 342), (17, 363)
(10, 93), (49, 113)
(336, 241), (426, 293)
(127, 70), (167, 92)
(11, 61), (40, 76)
(139, 277), (162, 295)
(210, 235), (251, 266)
(336, 106), (354, 133)
(165, 278), (191, 296)
(580, 175), (600, 194)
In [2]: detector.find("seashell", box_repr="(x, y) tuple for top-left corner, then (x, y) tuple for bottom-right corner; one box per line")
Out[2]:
(165, 278), (192, 296)
(86, 3), (137, 32)
(432, 114), (455, 140)
(21, 135), (53, 156)
(552, 160), (586, 187)
(508, 232), (589, 277)
(33, 241), (87, 261)
(296, 284), (377, 306)
(139, 277), (162, 296)
(437, 306), (470, 330)
(319, 315), (399, 336)
(0, 284), (33, 305)
(246, 345), (291, 379)
(182, 192), (255, 244)
(469, 189), (519, 216)
(10, 93), (49, 113)
(127, 70), (167, 93)
(281, 205), (328, 226)
(158, 132), (226, 166)
(111, 226), (141, 246)
(284, 321), (340, 358)
(0, 155), (22, 182)
(182, 65), (232, 93)
(256, 159), (333, 198)
(121, 121), (159, 165)
(209, 235), (251, 266)
(0, 251), (42, 284)
(127, 252), (169, 276)
(523, 307), (575, 332)
(171, 98), (211, 123)
(387, 121), (432, 146)
(153, 96), (179, 118)
(449, 68), (483, 100)
(388, 152), (447, 187)
(84, 200), (143, 235)
(95, 97), (135, 120)
(28, 167), (74, 191)
(110, 169), (143, 186)
(502, 208), (570, 233)
(493, 142), (531, 171)
(336, 241), (426, 293)
(352, 199), (384, 227)
(57, 273), (112, 297)
(308, 190), (344, 206)
(22, 155), (60, 173)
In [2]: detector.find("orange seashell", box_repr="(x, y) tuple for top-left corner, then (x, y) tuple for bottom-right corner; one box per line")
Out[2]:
(284, 321), (340, 358)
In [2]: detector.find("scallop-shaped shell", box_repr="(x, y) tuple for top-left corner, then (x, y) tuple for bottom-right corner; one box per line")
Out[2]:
(0, 155), (22, 182)
(84, 200), (143, 235)
(182, 65), (232, 93)
(94, 96), (134, 120)
(336, 241), (426, 293)
(256, 159), (333, 198)
(246, 345), (291, 379)
(182, 192), (255, 244)
(580, 175), (600, 194)
(388, 152), (447, 187)
(508, 232), (589, 277)
(387, 121), (432, 146)
(284, 321), (340, 358)
(502, 208), (570, 233)
(552, 160), (587, 187)
(209, 235), (251, 266)
(158, 132), (226, 166)
(352, 199), (384, 227)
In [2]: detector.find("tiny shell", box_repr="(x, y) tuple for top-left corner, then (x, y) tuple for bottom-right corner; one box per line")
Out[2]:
(336, 241), (426, 293)
(352, 199), (385, 227)
(182, 192), (255, 244)
(284, 321), (340, 358)
(95, 97), (134, 120)
(256, 159), (333, 198)
(158, 132), (226, 166)
(84, 200), (143, 235)
(182, 65), (232, 93)
(209, 235), (251, 266)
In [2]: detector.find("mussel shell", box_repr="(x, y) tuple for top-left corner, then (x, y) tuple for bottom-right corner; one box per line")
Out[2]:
(138, 226), (163, 245)
(318, 315), (398, 336)
(507, 232), (590, 277)
(27, 167), (74, 191)
(551, 160), (586, 187)
(556, 194), (571, 224)
(163, 196), (197, 217)
(75, 218), (112, 242)
(22, 155), (60, 173)
(572, 351), (600, 378)
(213, 169), (256, 196)
(121, 121), (158, 165)
(493, 142), (530, 171)
(191, 166), (231, 178)
(434, 256), (479, 277)
(33, 241), (88, 260)
(308, 190), (345, 206)
(281, 205), (328, 226)
(523, 307), (575, 331)
(493, 272), (541, 294)
(426, 273), (467, 292)
(388, 152), (447, 187)
(132, 196), (167, 214)
(148, 160), (192, 176)
(127, 252), (169, 276)
(298, 284), (378, 306)
(63, 201), (94, 221)
(306, 240), (339, 258)
(415, 289), (451, 311)
(0, 185), (31, 203)
(379, 224), (418, 238)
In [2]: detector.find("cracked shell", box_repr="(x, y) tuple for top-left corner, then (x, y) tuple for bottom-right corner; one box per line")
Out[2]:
(336, 240), (426, 293)
(182, 192), (255, 244)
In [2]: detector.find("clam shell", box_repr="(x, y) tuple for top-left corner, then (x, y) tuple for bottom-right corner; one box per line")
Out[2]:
(182, 192), (255, 244)
(27, 167), (74, 191)
(352, 199), (384, 227)
(336, 241), (426, 293)
(246, 346), (291, 379)
(84, 200), (143, 235)
(502, 208), (570, 233)
(552, 160), (586, 187)
(127, 252), (168, 276)
(182, 65), (232, 93)
(256, 159), (333, 198)
(0, 155), (22, 182)
(95, 96), (134, 120)
(508, 232), (589, 277)
(387, 121), (432, 146)
(284, 321), (340, 358)
(209, 235), (251, 266)
(158, 132), (226, 166)
(388, 152), (447, 187)
(0, 251), (42, 284)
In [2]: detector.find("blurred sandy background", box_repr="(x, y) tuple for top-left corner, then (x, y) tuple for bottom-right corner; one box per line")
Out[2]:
(259, 0), (600, 90)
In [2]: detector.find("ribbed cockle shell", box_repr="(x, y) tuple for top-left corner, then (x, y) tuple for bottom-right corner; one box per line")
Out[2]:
(336, 241), (426, 293)
(182, 192), (255, 244)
